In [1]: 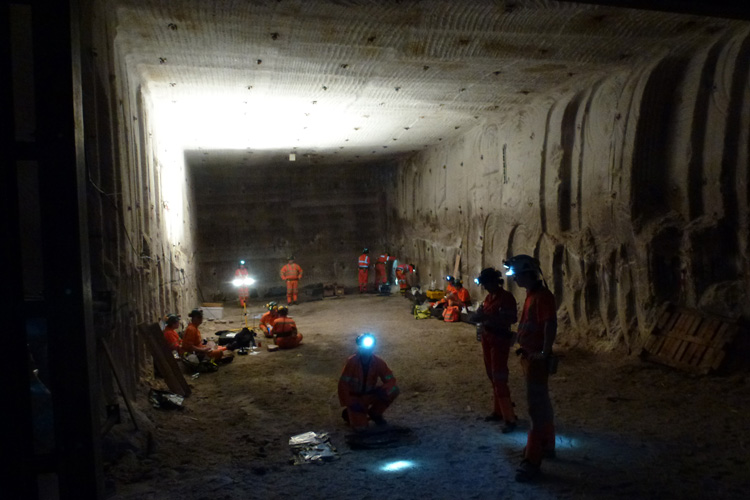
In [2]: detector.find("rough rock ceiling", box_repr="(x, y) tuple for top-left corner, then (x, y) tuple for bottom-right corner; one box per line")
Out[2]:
(113, 0), (745, 165)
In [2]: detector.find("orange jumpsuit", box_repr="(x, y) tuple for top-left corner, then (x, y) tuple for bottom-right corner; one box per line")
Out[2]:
(358, 253), (370, 293)
(280, 262), (303, 304)
(182, 324), (224, 360)
(480, 288), (518, 423)
(442, 304), (460, 322)
(338, 354), (399, 430)
(374, 254), (390, 286)
(395, 264), (413, 293)
(517, 283), (557, 466)
(272, 316), (303, 349)
(235, 266), (249, 306)
(435, 283), (462, 308)
(163, 326), (182, 354)
(259, 310), (279, 338)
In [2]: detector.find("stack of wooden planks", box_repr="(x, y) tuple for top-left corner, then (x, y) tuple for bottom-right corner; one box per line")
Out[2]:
(641, 303), (741, 374)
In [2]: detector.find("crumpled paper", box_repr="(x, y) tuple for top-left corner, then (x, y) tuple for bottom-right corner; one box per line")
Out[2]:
(289, 431), (338, 464)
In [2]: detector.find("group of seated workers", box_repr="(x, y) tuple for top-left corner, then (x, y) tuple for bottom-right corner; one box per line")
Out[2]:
(431, 275), (472, 322)
(258, 301), (303, 349)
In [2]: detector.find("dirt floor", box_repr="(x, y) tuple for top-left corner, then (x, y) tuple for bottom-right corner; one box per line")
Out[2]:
(105, 293), (750, 499)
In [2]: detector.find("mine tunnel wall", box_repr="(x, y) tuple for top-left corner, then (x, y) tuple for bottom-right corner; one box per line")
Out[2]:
(80, 0), (199, 396)
(189, 161), (394, 301)
(387, 28), (750, 351)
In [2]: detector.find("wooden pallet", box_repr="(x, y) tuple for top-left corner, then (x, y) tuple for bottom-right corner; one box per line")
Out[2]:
(641, 304), (739, 374)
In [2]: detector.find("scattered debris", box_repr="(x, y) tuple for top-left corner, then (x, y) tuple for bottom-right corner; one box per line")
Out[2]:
(289, 431), (338, 465)
(148, 389), (184, 410)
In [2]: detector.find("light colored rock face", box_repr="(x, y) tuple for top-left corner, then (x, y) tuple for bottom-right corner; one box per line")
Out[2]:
(387, 28), (750, 350)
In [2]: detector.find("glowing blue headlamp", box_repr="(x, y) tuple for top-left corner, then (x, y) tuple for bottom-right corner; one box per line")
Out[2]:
(357, 333), (375, 349)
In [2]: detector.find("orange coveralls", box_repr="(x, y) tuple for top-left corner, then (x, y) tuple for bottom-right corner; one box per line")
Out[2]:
(442, 304), (460, 322)
(374, 254), (390, 286)
(163, 325), (182, 354)
(259, 310), (279, 338)
(280, 262), (303, 304)
(517, 283), (557, 466)
(338, 354), (399, 430)
(272, 316), (303, 349)
(182, 324), (224, 360)
(235, 266), (249, 306)
(395, 264), (413, 293)
(480, 289), (518, 423)
(358, 253), (370, 293)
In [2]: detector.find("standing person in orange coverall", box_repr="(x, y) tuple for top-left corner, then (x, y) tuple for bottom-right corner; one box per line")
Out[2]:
(234, 260), (250, 306)
(338, 333), (400, 431)
(162, 314), (182, 355)
(182, 309), (227, 361)
(258, 302), (279, 338)
(471, 267), (518, 434)
(374, 252), (391, 288)
(280, 256), (303, 305)
(272, 306), (303, 349)
(358, 248), (371, 293)
(503, 255), (557, 483)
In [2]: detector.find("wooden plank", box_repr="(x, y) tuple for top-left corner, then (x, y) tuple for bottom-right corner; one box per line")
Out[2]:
(656, 304), (673, 329)
(674, 340), (691, 363)
(101, 340), (139, 431)
(682, 341), (700, 366)
(138, 323), (191, 397)
(664, 310), (681, 332)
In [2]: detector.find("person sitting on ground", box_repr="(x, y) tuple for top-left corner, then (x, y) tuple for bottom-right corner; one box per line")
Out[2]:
(442, 299), (461, 322)
(431, 275), (460, 317)
(259, 302), (279, 338)
(338, 333), (400, 431)
(162, 314), (182, 355)
(182, 308), (230, 362)
(272, 306), (303, 349)
(448, 279), (471, 309)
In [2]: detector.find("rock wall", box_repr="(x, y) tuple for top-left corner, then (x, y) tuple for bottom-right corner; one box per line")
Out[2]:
(190, 160), (394, 299)
(387, 27), (750, 351)
(80, 0), (199, 394)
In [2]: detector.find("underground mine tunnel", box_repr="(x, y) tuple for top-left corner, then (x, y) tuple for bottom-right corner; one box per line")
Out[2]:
(4, 1), (750, 498)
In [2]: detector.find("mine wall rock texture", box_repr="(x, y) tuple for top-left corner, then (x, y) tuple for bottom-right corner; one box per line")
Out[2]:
(387, 27), (750, 352)
(81, 0), (199, 394)
(190, 161), (394, 300)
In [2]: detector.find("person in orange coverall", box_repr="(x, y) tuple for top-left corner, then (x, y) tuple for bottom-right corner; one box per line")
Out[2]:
(338, 333), (399, 431)
(503, 255), (557, 483)
(395, 262), (415, 294)
(471, 268), (518, 434)
(358, 248), (370, 293)
(182, 309), (227, 361)
(442, 299), (461, 322)
(280, 256), (303, 305)
(234, 260), (250, 306)
(259, 302), (279, 338)
(374, 252), (391, 287)
(162, 314), (182, 355)
(272, 306), (303, 349)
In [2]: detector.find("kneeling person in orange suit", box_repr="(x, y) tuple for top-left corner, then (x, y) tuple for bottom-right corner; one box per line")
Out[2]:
(338, 333), (400, 431)
(272, 306), (303, 349)
(259, 302), (279, 338)
(442, 299), (461, 322)
(182, 309), (229, 361)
